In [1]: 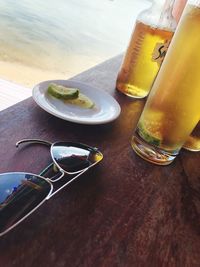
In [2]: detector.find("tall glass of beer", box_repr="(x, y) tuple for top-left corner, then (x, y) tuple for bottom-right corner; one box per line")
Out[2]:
(131, 0), (200, 165)
(183, 120), (200, 151)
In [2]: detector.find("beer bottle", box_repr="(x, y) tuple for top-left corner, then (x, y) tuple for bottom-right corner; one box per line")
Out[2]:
(116, 0), (177, 99)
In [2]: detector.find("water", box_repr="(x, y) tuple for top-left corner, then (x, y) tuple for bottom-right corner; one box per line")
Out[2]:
(0, 0), (149, 86)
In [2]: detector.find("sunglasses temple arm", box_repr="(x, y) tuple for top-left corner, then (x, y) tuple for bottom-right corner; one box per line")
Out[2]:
(16, 139), (52, 148)
(47, 168), (89, 200)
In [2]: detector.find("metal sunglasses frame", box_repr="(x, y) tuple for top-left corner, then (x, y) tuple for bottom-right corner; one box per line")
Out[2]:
(0, 138), (103, 237)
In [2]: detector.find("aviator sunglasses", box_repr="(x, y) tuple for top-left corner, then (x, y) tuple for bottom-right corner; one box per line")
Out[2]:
(0, 139), (103, 237)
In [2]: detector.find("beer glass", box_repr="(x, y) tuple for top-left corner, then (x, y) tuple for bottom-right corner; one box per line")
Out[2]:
(183, 121), (200, 151)
(131, 0), (200, 165)
(173, 0), (200, 152)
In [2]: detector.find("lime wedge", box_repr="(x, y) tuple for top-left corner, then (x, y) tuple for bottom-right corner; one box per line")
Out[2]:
(138, 122), (161, 146)
(47, 83), (79, 100)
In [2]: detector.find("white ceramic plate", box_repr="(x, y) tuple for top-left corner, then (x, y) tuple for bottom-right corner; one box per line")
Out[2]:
(32, 80), (121, 125)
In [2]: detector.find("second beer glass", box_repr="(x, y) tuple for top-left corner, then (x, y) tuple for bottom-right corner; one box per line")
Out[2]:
(131, 0), (200, 165)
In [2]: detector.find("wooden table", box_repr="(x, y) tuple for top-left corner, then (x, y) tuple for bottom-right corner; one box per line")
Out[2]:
(0, 55), (200, 267)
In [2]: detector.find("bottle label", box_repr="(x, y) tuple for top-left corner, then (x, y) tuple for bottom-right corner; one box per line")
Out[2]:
(152, 40), (171, 66)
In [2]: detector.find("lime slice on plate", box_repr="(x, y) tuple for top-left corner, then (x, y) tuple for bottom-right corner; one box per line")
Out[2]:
(47, 83), (79, 100)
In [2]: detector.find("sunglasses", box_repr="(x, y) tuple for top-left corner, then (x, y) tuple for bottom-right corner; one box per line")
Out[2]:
(0, 139), (103, 237)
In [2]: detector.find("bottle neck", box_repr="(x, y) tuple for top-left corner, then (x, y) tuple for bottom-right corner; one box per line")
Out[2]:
(157, 0), (176, 29)
(159, 0), (176, 16)
(148, 0), (177, 30)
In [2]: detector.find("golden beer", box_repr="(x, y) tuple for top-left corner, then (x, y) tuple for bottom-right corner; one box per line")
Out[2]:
(131, 4), (200, 165)
(116, 21), (174, 98)
(184, 121), (200, 151)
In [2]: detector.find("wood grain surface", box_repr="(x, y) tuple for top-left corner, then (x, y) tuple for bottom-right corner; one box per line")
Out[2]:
(0, 55), (200, 267)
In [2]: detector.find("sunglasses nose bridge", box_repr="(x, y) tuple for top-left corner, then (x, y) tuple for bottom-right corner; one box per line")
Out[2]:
(46, 168), (65, 183)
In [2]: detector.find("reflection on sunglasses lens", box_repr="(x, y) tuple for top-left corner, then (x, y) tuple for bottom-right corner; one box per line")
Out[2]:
(52, 142), (103, 173)
(0, 173), (51, 235)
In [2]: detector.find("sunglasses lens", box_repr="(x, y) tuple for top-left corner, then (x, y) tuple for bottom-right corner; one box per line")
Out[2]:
(52, 142), (103, 173)
(0, 172), (51, 235)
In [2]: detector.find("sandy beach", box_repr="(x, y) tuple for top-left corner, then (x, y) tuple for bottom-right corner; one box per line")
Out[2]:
(0, 46), (108, 87)
(0, 61), (75, 88)
(0, 54), (106, 88)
